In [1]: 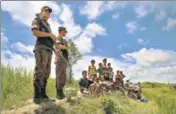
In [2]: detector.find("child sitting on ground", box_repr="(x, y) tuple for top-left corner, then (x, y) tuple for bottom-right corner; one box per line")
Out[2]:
(115, 70), (121, 85)
(107, 63), (114, 81)
(79, 70), (93, 93)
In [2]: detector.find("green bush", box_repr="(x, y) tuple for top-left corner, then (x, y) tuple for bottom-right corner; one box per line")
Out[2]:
(101, 98), (117, 114)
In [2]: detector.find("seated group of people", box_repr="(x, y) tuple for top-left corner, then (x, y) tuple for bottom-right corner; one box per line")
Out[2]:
(78, 58), (143, 101)
(78, 58), (126, 95)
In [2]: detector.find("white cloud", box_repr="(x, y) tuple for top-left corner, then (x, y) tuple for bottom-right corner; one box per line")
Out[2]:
(121, 48), (176, 83)
(124, 65), (176, 83)
(122, 48), (176, 67)
(155, 11), (166, 21)
(59, 4), (82, 39)
(74, 23), (106, 54)
(163, 18), (176, 31)
(1, 1), (61, 27)
(137, 38), (146, 45)
(126, 21), (146, 34)
(112, 12), (120, 19)
(81, 1), (176, 22)
(126, 21), (137, 34)
(80, 1), (126, 20)
(132, 1), (176, 24)
(1, 1), (81, 38)
(134, 2), (156, 18)
(10, 42), (34, 54)
(80, 1), (104, 20)
(2, 50), (35, 71)
(1, 30), (9, 49)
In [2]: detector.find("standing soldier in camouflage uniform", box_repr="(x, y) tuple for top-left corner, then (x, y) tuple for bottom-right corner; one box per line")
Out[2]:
(54, 27), (69, 100)
(31, 6), (57, 104)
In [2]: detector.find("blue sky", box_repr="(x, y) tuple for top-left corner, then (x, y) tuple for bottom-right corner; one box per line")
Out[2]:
(1, 1), (176, 83)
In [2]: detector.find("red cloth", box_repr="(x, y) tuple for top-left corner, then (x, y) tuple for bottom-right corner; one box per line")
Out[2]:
(103, 65), (108, 72)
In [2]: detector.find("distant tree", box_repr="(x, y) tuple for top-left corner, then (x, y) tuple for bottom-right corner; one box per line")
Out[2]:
(67, 39), (82, 83)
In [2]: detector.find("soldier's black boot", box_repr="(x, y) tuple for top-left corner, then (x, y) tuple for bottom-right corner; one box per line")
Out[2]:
(41, 87), (49, 100)
(60, 88), (66, 99)
(33, 85), (41, 104)
(41, 87), (54, 102)
(56, 88), (65, 100)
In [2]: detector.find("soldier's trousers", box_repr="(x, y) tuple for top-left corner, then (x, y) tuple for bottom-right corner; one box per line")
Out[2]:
(55, 59), (67, 89)
(33, 49), (52, 88)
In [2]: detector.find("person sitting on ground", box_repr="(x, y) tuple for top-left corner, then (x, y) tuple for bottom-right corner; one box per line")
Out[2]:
(99, 75), (105, 83)
(95, 75), (100, 83)
(125, 80), (130, 88)
(89, 74), (101, 88)
(91, 74), (99, 84)
(88, 74), (106, 96)
(107, 63), (114, 81)
(114, 70), (121, 86)
(119, 71), (125, 88)
(127, 88), (138, 100)
(79, 70), (93, 93)
(136, 90), (142, 100)
(138, 82), (142, 93)
(97, 63), (104, 78)
(88, 59), (97, 79)
(99, 76), (111, 92)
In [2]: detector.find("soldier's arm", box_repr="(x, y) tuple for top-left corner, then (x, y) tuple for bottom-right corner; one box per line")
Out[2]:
(57, 39), (69, 50)
(31, 19), (52, 38)
(58, 44), (69, 50)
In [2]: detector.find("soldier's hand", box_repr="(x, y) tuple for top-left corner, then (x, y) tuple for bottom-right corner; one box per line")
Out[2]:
(65, 46), (70, 50)
(66, 46), (70, 50)
(49, 33), (57, 41)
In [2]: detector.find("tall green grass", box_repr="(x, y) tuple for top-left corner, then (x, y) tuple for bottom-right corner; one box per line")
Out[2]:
(1, 65), (33, 110)
(142, 83), (176, 114)
(1, 65), (78, 110)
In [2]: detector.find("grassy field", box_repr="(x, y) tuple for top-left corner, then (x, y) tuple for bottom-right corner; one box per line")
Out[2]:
(1, 65), (176, 114)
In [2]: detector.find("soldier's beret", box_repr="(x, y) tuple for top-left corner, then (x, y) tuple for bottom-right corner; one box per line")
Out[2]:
(59, 27), (67, 33)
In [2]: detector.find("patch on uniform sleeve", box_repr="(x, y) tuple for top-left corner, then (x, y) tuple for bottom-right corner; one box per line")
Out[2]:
(56, 40), (60, 43)
(56, 40), (62, 44)
(32, 24), (38, 29)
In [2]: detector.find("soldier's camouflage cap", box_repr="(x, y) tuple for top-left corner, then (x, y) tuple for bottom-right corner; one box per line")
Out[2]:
(59, 27), (67, 33)
(41, 6), (52, 13)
